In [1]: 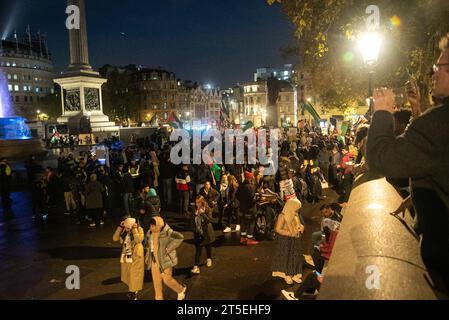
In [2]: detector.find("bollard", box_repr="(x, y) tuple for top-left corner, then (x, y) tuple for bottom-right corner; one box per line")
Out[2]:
(318, 177), (439, 300)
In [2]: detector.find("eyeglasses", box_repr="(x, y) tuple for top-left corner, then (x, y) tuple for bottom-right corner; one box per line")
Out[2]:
(432, 63), (449, 73)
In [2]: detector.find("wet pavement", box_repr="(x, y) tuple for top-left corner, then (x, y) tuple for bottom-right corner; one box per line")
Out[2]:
(0, 188), (338, 300)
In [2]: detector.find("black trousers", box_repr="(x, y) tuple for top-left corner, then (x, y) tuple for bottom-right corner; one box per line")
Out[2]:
(195, 243), (212, 265)
(218, 204), (235, 228)
(295, 273), (321, 297)
(89, 208), (103, 224)
(413, 188), (449, 293)
(179, 190), (190, 215)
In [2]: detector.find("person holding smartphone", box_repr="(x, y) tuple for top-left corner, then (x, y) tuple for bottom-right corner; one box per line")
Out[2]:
(367, 33), (449, 294)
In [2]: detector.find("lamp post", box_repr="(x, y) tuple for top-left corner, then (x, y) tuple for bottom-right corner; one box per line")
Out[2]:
(358, 31), (382, 116)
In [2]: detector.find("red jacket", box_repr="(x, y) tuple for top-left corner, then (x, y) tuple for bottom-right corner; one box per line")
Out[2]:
(175, 171), (191, 191)
(340, 153), (354, 175)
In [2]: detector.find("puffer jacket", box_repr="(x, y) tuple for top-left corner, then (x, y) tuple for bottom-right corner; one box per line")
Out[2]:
(146, 224), (184, 272)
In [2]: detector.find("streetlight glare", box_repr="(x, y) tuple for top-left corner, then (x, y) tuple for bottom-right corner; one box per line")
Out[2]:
(358, 32), (382, 65)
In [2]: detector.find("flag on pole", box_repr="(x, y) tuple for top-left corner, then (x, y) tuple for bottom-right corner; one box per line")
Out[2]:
(242, 121), (254, 132)
(14, 30), (19, 50)
(26, 25), (32, 53)
(167, 112), (183, 129)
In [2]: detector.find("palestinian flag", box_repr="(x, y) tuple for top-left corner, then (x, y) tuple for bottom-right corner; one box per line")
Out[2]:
(242, 121), (254, 132)
(167, 112), (183, 129)
(50, 131), (61, 144)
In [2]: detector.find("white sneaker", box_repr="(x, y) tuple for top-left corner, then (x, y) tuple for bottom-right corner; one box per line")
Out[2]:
(100, 220), (104, 225)
(177, 285), (187, 300)
(281, 290), (298, 301)
(223, 227), (232, 233)
(235, 225), (241, 232)
(89, 223), (96, 228)
(191, 266), (200, 274)
(206, 259), (212, 267)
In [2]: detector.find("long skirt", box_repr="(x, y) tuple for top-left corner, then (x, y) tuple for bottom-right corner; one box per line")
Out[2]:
(271, 235), (303, 278)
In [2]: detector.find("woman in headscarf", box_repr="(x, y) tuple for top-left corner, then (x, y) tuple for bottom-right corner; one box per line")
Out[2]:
(271, 198), (305, 285)
(145, 216), (187, 300)
(112, 218), (145, 300)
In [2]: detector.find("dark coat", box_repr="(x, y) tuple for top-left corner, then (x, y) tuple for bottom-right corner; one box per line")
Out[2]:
(191, 209), (216, 246)
(85, 180), (104, 209)
(199, 187), (220, 208)
(196, 164), (212, 185)
(367, 104), (449, 287)
(122, 173), (134, 194)
(236, 180), (256, 215)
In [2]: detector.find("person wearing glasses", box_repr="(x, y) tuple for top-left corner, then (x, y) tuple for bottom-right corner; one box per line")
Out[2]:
(367, 33), (449, 294)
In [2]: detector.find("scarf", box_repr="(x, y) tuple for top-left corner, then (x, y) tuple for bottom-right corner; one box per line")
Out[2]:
(120, 231), (134, 264)
(282, 198), (302, 237)
(220, 182), (228, 198)
(195, 208), (205, 235)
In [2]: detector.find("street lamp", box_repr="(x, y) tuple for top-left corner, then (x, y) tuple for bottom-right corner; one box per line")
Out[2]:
(358, 31), (382, 115)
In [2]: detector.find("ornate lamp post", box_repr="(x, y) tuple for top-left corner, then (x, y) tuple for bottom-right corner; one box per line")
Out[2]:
(358, 31), (382, 115)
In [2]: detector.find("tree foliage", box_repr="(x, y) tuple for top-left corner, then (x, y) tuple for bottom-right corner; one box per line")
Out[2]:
(99, 65), (140, 121)
(268, 0), (449, 109)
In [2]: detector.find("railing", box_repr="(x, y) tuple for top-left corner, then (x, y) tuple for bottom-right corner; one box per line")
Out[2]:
(318, 176), (439, 300)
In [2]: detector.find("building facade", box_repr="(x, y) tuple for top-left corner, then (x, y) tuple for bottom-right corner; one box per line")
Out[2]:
(243, 80), (268, 127)
(277, 82), (298, 127)
(254, 64), (294, 82)
(131, 68), (178, 122)
(0, 36), (54, 119)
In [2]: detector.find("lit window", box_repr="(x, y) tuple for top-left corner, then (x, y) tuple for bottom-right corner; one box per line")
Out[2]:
(6, 62), (10, 67)
(7, 74), (11, 80)
(13, 74), (18, 80)
(23, 85), (28, 91)
(14, 85), (19, 91)
(12, 62), (16, 67)
(284, 71), (289, 76)
(8, 84), (12, 91)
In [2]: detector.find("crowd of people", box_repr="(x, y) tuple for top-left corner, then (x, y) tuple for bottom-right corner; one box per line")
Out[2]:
(6, 34), (449, 299)
(0, 119), (365, 300)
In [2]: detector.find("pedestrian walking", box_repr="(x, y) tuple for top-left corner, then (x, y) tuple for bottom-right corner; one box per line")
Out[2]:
(191, 195), (216, 274)
(145, 217), (187, 300)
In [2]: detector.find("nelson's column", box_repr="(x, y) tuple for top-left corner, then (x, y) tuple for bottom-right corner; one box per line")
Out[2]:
(54, 0), (119, 135)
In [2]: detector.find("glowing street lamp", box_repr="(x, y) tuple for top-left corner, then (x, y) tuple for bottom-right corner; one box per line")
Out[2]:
(358, 31), (382, 115)
(358, 31), (382, 66)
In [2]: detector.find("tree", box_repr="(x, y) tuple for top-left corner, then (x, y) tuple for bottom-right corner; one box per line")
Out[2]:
(99, 65), (140, 122)
(268, 0), (449, 110)
(39, 84), (62, 121)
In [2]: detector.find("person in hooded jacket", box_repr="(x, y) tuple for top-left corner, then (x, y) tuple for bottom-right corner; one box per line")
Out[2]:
(113, 218), (145, 300)
(145, 216), (187, 300)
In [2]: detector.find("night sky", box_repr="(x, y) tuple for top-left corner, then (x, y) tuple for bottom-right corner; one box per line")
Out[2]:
(1, 0), (295, 88)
